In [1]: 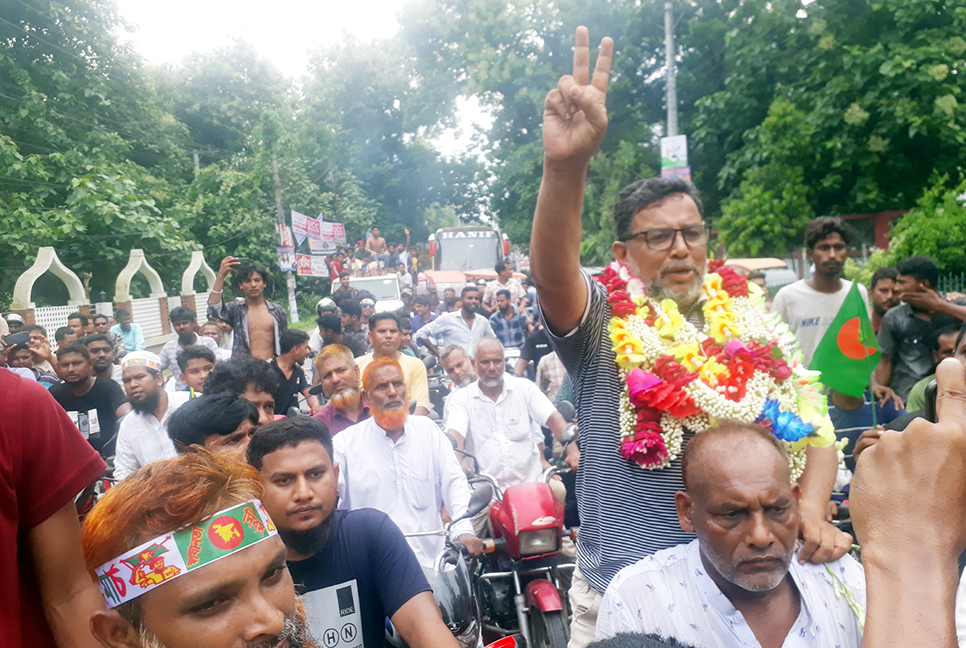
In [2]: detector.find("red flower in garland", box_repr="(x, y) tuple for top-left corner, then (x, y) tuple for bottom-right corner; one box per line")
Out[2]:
(620, 427), (669, 468)
(707, 259), (749, 298)
(626, 368), (701, 417)
(597, 266), (627, 293)
(607, 290), (638, 319)
(652, 355), (696, 386)
(747, 341), (793, 382)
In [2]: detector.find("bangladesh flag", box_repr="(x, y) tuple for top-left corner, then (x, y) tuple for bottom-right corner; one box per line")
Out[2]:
(809, 282), (879, 397)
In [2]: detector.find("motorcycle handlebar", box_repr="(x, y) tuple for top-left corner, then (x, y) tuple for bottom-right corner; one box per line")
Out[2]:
(482, 538), (506, 554)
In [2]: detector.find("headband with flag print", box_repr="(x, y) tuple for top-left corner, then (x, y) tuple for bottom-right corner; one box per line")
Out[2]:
(94, 499), (278, 608)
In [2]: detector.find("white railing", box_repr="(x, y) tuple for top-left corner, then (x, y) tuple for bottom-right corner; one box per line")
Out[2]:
(195, 292), (211, 320)
(34, 305), (77, 348)
(131, 297), (164, 339)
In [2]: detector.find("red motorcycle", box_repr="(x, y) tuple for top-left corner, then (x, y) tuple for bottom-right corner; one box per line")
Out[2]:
(466, 459), (576, 648)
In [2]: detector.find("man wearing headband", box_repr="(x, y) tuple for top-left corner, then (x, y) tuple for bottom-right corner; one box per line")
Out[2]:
(83, 450), (316, 648)
(114, 352), (191, 480)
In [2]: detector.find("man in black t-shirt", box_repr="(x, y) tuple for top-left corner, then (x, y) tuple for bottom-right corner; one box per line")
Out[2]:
(515, 316), (553, 379)
(249, 417), (459, 648)
(271, 330), (319, 415)
(48, 344), (131, 456)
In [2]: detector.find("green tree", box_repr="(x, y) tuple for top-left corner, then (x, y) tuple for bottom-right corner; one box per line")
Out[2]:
(888, 175), (966, 274)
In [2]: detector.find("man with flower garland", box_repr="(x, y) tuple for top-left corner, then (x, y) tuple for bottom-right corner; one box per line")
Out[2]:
(529, 27), (850, 647)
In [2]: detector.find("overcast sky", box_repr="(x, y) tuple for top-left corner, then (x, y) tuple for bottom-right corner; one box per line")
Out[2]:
(114, 0), (409, 78)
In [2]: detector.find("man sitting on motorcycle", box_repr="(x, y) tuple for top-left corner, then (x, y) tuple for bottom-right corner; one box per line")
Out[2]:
(446, 338), (570, 532)
(334, 357), (485, 567)
(82, 449), (315, 648)
(312, 344), (371, 436)
(596, 421), (865, 647)
(438, 344), (478, 427)
(249, 416), (461, 648)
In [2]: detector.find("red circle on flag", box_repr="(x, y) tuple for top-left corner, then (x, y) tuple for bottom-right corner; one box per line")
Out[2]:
(837, 317), (875, 360)
(207, 516), (244, 551)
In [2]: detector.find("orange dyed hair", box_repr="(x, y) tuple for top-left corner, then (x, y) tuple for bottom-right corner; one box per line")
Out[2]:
(313, 343), (356, 376)
(362, 356), (403, 391)
(82, 448), (262, 577)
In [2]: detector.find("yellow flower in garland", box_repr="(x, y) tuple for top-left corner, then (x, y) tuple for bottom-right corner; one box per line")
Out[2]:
(610, 319), (647, 370)
(708, 310), (740, 343)
(673, 343), (705, 372)
(698, 356), (727, 386)
(656, 300), (684, 338)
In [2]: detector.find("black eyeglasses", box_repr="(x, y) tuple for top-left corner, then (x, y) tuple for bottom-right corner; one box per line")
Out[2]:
(620, 224), (710, 251)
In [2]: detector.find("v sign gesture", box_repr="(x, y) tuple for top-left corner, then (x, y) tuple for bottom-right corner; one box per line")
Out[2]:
(543, 27), (614, 170)
(531, 27), (614, 336)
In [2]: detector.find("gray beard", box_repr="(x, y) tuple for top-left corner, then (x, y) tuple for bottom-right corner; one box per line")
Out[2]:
(137, 613), (314, 648)
(645, 273), (704, 312)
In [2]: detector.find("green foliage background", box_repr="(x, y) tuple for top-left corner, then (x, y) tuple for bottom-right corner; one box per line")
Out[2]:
(2, 0), (965, 308)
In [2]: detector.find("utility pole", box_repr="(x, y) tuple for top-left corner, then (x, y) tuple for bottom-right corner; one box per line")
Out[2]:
(664, 1), (678, 137)
(272, 152), (299, 323)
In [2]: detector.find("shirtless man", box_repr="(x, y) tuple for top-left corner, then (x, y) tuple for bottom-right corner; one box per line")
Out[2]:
(209, 256), (288, 360)
(366, 226), (390, 270)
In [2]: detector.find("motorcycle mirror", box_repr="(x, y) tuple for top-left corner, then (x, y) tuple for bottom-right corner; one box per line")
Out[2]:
(307, 384), (326, 396)
(561, 422), (578, 446)
(423, 354), (438, 370)
(555, 400), (576, 422)
(446, 433), (458, 450)
(463, 482), (493, 518)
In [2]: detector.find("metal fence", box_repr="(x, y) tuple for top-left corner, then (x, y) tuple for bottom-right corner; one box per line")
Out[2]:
(938, 273), (966, 295)
(195, 292), (211, 319)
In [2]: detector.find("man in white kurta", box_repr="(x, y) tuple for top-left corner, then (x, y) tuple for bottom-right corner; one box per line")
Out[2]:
(333, 356), (483, 567)
(596, 422), (865, 648)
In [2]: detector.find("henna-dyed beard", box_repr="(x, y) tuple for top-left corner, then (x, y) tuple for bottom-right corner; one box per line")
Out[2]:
(329, 387), (361, 411)
(372, 405), (409, 431)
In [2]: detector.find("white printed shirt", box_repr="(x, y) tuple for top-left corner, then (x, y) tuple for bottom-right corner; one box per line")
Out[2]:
(414, 311), (495, 356)
(597, 539), (866, 648)
(114, 391), (191, 480)
(333, 416), (476, 568)
(445, 375), (556, 493)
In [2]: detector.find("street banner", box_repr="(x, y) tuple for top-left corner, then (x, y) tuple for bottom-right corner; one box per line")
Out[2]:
(296, 253), (328, 277)
(292, 211), (322, 246)
(309, 236), (335, 254)
(660, 135), (690, 180)
(277, 247), (295, 272)
(291, 210), (310, 245)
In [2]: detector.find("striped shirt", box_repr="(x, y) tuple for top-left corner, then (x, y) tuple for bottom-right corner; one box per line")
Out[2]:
(547, 272), (701, 595)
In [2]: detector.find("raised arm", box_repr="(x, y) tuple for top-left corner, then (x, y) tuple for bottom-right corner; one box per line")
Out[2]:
(209, 256), (240, 308)
(531, 27), (613, 336)
(851, 358), (966, 648)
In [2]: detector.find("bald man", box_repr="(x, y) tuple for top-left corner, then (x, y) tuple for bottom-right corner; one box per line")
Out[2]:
(597, 422), (864, 648)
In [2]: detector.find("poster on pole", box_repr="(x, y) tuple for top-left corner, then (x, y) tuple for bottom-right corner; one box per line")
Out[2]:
(278, 224), (295, 248)
(295, 253), (329, 277)
(277, 247), (295, 272)
(660, 135), (690, 179)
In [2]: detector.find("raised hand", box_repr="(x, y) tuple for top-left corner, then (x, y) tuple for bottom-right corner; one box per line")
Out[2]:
(542, 27), (614, 169)
(217, 256), (240, 280)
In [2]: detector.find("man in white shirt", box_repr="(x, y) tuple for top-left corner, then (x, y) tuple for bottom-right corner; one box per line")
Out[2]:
(334, 356), (484, 567)
(597, 421), (865, 648)
(415, 285), (496, 357)
(114, 351), (191, 480)
(773, 217), (870, 367)
(447, 338), (567, 494)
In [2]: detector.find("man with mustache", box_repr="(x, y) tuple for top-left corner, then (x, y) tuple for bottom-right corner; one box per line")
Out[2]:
(250, 417), (460, 648)
(157, 307), (220, 392)
(114, 352), (191, 480)
(49, 343), (131, 457)
(438, 344), (478, 428)
(596, 422), (865, 647)
(773, 217), (870, 367)
(333, 357), (484, 567)
(529, 28), (849, 646)
(83, 449), (317, 648)
(312, 345), (371, 436)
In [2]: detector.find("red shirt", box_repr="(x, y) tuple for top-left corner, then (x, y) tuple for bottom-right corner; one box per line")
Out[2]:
(0, 369), (106, 647)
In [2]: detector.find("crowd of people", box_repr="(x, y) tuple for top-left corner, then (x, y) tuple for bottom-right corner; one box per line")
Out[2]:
(3, 25), (966, 648)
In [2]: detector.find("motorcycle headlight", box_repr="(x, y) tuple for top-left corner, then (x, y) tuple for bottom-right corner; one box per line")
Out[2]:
(519, 528), (558, 556)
